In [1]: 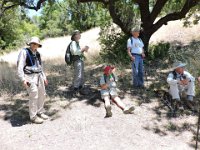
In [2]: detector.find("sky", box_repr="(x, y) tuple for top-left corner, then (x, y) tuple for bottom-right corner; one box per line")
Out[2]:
(27, 9), (42, 18)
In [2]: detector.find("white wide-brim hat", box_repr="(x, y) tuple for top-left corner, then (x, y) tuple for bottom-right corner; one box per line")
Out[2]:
(172, 61), (186, 70)
(27, 37), (42, 47)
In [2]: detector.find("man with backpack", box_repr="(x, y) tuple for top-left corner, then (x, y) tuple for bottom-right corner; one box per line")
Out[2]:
(17, 37), (49, 124)
(127, 27), (145, 88)
(167, 61), (195, 110)
(68, 30), (89, 95)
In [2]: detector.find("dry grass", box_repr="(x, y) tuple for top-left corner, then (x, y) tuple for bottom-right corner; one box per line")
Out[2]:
(0, 21), (200, 150)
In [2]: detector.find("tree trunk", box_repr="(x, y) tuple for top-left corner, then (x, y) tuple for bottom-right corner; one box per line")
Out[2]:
(140, 29), (151, 57)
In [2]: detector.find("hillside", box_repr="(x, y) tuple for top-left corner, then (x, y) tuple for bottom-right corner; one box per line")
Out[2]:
(0, 21), (200, 150)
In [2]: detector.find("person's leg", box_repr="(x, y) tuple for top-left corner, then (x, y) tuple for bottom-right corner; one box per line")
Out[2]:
(185, 81), (195, 110)
(138, 57), (144, 87)
(169, 84), (183, 110)
(103, 96), (112, 117)
(27, 82), (43, 123)
(132, 55), (139, 87)
(112, 96), (126, 110)
(186, 81), (195, 99)
(112, 96), (134, 114)
(73, 60), (82, 92)
(169, 84), (181, 100)
(37, 76), (48, 120)
(80, 60), (84, 88)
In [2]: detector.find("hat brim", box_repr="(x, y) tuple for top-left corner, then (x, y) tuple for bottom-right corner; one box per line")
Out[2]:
(27, 42), (42, 48)
(172, 63), (186, 70)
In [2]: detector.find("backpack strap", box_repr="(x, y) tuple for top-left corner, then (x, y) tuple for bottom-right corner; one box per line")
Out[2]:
(172, 71), (177, 80)
(103, 73), (116, 83)
(24, 48), (34, 66)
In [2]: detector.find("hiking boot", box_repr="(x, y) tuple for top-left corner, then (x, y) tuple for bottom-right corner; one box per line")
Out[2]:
(38, 113), (49, 120)
(31, 116), (43, 124)
(186, 100), (194, 110)
(79, 88), (90, 95)
(123, 106), (135, 114)
(105, 106), (112, 117)
(174, 100), (184, 111)
(72, 88), (79, 97)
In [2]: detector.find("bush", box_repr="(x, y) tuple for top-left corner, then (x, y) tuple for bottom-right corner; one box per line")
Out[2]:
(99, 24), (130, 65)
(148, 42), (170, 60)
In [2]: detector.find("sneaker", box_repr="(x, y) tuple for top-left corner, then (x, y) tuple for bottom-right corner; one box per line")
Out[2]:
(31, 116), (43, 124)
(38, 113), (49, 120)
(105, 106), (112, 117)
(123, 106), (135, 114)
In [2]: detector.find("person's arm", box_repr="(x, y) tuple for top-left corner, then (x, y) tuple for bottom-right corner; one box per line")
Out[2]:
(17, 49), (29, 88)
(100, 76), (108, 90)
(40, 61), (48, 86)
(167, 73), (178, 85)
(127, 39), (135, 61)
(184, 71), (195, 82)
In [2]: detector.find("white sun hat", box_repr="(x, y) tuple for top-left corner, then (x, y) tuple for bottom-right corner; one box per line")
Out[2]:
(172, 61), (186, 70)
(27, 37), (42, 47)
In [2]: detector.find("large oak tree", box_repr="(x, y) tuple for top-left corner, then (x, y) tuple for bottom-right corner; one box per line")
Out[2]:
(78, 0), (200, 55)
(1, 0), (199, 55)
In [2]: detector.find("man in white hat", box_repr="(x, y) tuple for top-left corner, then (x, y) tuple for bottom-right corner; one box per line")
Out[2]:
(167, 61), (195, 109)
(127, 26), (145, 88)
(17, 37), (49, 124)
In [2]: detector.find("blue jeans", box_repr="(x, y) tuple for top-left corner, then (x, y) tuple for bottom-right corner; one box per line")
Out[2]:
(131, 54), (144, 87)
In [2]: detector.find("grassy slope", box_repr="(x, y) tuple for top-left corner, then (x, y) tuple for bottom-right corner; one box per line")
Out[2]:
(0, 22), (200, 150)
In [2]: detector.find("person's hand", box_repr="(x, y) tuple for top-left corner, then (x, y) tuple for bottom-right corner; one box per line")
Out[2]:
(130, 56), (135, 61)
(142, 53), (145, 58)
(179, 79), (189, 85)
(101, 84), (108, 90)
(23, 80), (29, 88)
(197, 77), (200, 85)
(83, 46), (89, 52)
(44, 79), (48, 86)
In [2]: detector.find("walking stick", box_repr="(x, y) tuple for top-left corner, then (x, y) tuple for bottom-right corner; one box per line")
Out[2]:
(195, 102), (200, 150)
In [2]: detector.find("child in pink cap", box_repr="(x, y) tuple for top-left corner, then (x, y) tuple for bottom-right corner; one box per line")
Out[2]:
(100, 65), (135, 117)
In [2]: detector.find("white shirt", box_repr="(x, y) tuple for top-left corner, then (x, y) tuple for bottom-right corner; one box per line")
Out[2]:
(167, 70), (195, 85)
(127, 37), (144, 54)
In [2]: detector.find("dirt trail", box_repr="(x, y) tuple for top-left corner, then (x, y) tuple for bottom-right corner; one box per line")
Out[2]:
(0, 22), (200, 150)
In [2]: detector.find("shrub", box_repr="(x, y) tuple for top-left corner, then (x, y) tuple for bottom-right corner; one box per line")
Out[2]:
(148, 42), (170, 60)
(99, 24), (130, 65)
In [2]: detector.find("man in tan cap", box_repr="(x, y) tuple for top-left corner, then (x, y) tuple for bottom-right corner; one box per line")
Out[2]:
(127, 26), (145, 88)
(167, 61), (195, 110)
(17, 37), (49, 124)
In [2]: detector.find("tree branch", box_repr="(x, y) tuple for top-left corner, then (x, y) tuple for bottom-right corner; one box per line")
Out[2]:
(150, 0), (168, 23)
(108, 0), (129, 34)
(151, 0), (198, 35)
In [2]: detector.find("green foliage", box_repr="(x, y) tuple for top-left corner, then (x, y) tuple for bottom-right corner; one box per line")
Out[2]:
(168, 41), (200, 77)
(38, 0), (110, 38)
(0, 8), (39, 54)
(148, 42), (170, 60)
(99, 24), (130, 65)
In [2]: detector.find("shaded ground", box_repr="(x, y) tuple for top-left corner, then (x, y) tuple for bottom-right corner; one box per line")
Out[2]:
(1, 22), (200, 150)
(0, 61), (199, 150)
